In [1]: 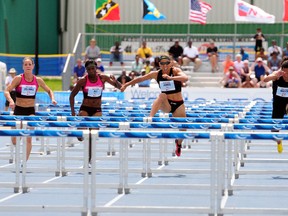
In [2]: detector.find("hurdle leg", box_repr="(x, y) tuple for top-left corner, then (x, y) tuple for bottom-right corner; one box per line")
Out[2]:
(55, 137), (61, 176)
(118, 139), (124, 194)
(21, 137), (29, 193)
(141, 138), (147, 177)
(123, 138), (130, 194)
(90, 130), (98, 215)
(82, 130), (90, 216)
(227, 139), (234, 196)
(209, 133), (217, 216)
(147, 138), (152, 178)
(61, 136), (68, 176)
(158, 139), (163, 165)
(14, 137), (21, 193)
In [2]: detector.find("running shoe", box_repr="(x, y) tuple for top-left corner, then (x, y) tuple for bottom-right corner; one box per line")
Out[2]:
(175, 139), (182, 157)
(77, 137), (84, 142)
(277, 140), (283, 153)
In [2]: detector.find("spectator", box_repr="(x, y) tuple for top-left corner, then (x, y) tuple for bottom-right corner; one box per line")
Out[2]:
(131, 55), (143, 76)
(109, 41), (124, 67)
(136, 41), (153, 62)
(85, 38), (101, 60)
(181, 40), (202, 71)
(151, 56), (160, 71)
(138, 69), (151, 87)
(144, 60), (153, 74)
(241, 74), (256, 88)
(240, 60), (252, 83)
(240, 47), (249, 61)
(73, 59), (86, 85)
(5, 68), (17, 111)
(267, 40), (282, 57)
(252, 28), (265, 57)
(168, 40), (183, 65)
(268, 51), (281, 72)
(206, 40), (218, 73)
(233, 54), (244, 75)
(257, 75), (270, 88)
(96, 58), (105, 73)
(256, 47), (268, 62)
(282, 42), (288, 58)
(251, 57), (270, 82)
(222, 55), (234, 74)
(222, 66), (241, 88)
(117, 70), (132, 85)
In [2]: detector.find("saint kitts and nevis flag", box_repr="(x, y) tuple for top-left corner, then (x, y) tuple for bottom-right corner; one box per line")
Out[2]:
(95, 0), (120, 21)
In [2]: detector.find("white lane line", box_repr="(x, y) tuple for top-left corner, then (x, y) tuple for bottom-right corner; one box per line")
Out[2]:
(43, 176), (61, 184)
(0, 175), (62, 203)
(105, 164), (166, 207)
(0, 193), (22, 203)
(104, 194), (125, 207)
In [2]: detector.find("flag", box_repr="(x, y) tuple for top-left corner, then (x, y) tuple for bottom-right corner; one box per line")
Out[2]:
(234, 0), (275, 23)
(143, 0), (166, 21)
(189, 0), (212, 25)
(95, 0), (120, 21)
(283, 0), (288, 21)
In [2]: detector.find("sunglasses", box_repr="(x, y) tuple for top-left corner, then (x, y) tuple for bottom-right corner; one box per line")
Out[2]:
(160, 61), (170, 65)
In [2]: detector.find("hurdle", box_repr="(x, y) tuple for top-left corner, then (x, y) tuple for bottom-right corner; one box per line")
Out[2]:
(89, 130), (220, 216)
(218, 132), (288, 216)
(0, 129), (90, 216)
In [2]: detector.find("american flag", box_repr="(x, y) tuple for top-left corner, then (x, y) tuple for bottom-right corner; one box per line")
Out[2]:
(189, 0), (212, 24)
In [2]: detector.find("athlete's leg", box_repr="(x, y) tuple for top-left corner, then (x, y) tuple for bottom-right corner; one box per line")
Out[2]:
(172, 104), (186, 156)
(149, 93), (171, 117)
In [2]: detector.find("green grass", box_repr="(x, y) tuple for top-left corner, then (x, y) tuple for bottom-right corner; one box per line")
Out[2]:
(39, 78), (63, 92)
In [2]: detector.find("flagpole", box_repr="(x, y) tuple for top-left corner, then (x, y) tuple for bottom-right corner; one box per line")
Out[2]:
(140, 0), (144, 45)
(233, 22), (237, 60)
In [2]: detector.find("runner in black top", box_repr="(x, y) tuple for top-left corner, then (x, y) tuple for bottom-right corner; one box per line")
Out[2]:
(264, 57), (288, 153)
(121, 55), (188, 157)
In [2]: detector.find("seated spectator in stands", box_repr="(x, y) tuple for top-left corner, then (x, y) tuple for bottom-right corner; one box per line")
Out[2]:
(131, 55), (143, 76)
(233, 54), (244, 75)
(168, 40), (183, 65)
(206, 40), (218, 73)
(144, 60), (153, 74)
(241, 74), (256, 88)
(73, 58), (86, 86)
(282, 42), (288, 58)
(137, 41), (153, 62)
(257, 74), (271, 88)
(256, 47), (268, 63)
(138, 69), (151, 87)
(85, 38), (101, 60)
(240, 47), (249, 61)
(268, 51), (281, 72)
(181, 40), (202, 71)
(109, 41), (124, 67)
(96, 58), (105, 73)
(117, 70), (132, 85)
(267, 40), (282, 57)
(240, 60), (252, 83)
(222, 66), (241, 88)
(251, 57), (270, 82)
(151, 56), (160, 71)
(222, 54), (234, 74)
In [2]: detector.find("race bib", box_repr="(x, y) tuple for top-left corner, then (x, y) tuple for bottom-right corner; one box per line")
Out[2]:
(276, 86), (288, 97)
(21, 85), (36, 96)
(159, 80), (175, 92)
(87, 87), (102, 97)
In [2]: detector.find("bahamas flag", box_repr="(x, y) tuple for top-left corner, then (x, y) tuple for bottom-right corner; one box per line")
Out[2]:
(95, 0), (120, 21)
(143, 0), (166, 21)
